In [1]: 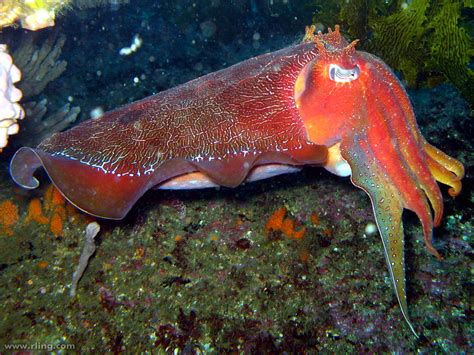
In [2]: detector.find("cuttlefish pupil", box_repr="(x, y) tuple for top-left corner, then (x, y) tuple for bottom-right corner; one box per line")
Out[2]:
(329, 64), (360, 82)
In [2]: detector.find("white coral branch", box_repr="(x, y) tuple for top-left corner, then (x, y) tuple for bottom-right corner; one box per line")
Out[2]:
(0, 44), (24, 152)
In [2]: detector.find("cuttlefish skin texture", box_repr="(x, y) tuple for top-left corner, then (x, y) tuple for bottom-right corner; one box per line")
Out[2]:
(10, 26), (464, 336)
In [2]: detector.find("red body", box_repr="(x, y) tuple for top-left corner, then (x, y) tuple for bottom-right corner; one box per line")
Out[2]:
(11, 41), (327, 218)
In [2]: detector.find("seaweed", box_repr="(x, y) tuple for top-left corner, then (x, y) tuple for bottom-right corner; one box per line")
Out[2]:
(428, 1), (474, 104)
(369, 0), (429, 86)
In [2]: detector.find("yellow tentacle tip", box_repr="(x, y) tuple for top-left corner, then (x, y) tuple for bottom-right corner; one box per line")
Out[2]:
(447, 180), (462, 198)
(424, 142), (465, 198)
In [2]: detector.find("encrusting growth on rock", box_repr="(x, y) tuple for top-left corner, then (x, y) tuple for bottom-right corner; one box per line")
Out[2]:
(0, 200), (19, 236)
(265, 207), (306, 240)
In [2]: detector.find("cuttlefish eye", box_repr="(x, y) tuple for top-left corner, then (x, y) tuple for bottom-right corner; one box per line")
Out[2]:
(329, 64), (360, 82)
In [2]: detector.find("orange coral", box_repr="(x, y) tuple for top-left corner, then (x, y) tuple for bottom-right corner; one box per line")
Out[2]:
(265, 207), (306, 240)
(281, 216), (294, 236)
(44, 185), (84, 236)
(26, 198), (49, 225)
(49, 205), (66, 236)
(0, 200), (19, 236)
(37, 261), (49, 269)
(0, 186), (87, 239)
(265, 207), (287, 232)
(310, 212), (320, 226)
(291, 226), (306, 240)
(25, 185), (85, 236)
(43, 184), (66, 212)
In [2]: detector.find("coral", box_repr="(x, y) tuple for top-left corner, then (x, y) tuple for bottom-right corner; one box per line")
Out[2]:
(49, 207), (66, 236)
(13, 33), (67, 99)
(265, 207), (286, 232)
(265, 207), (306, 240)
(0, 200), (19, 236)
(44, 183), (66, 209)
(43, 184), (67, 236)
(0, 45), (25, 153)
(19, 99), (80, 147)
(25, 198), (49, 225)
(0, 0), (72, 31)
(24, 185), (82, 237)
(8, 33), (78, 147)
(0, 0), (129, 30)
(48, 195), (68, 236)
(0, 2), (22, 30)
(281, 217), (306, 240)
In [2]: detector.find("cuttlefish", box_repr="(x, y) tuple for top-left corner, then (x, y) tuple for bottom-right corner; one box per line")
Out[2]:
(10, 25), (464, 336)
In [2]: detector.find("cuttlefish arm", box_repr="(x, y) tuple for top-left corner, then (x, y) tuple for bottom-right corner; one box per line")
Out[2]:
(424, 142), (464, 198)
(337, 71), (436, 336)
(297, 27), (464, 336)
(342, 132), (419, 337)
(338, 54), (465, 337)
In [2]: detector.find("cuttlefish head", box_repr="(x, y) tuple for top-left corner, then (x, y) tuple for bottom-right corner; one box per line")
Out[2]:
(296, 26), (464, 336)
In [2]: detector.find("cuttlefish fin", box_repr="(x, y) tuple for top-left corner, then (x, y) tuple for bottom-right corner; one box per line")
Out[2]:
(341, 135), (419, 338)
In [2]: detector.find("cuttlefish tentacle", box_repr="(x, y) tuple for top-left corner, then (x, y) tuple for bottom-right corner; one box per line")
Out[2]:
(337, 64), (456, 336)
(294, 31), (465, 334)
(366, 113), (440, 262)
(341, 133), (418, 337)
(424, 142), (464, 198)
(364, 54), (445, 234)
(372, 55), (465, 199)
